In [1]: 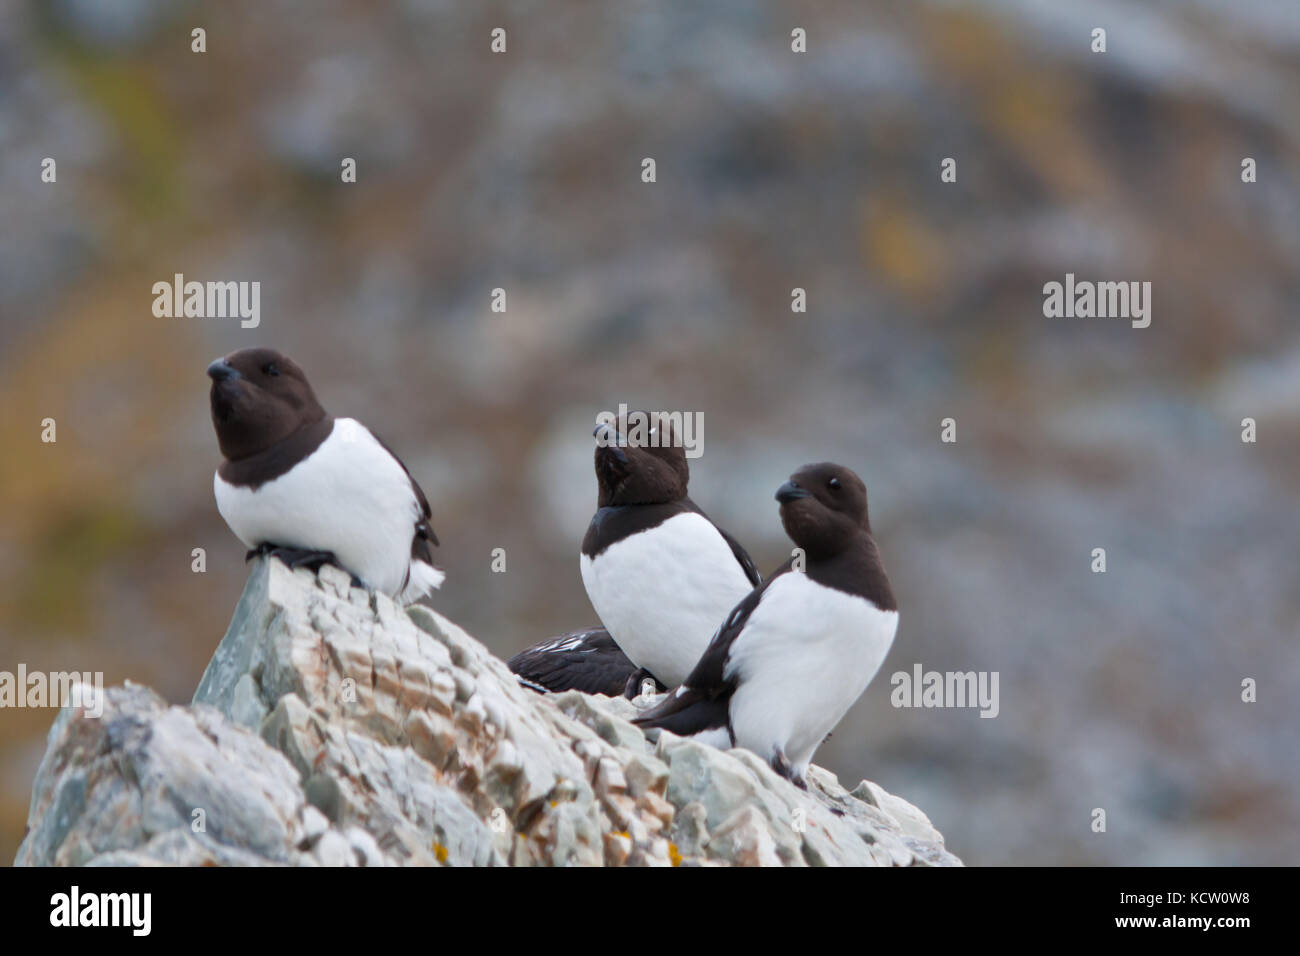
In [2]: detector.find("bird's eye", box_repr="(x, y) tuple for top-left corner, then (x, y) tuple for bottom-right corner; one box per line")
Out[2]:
(828, 477), (842, 492)
(263, 363), (280, 377)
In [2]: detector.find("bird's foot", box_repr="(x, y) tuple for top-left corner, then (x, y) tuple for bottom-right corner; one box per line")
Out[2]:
(623, 667), (664, 700)
(770, 750), (808, 790)
(248, 544), (342, 576)
(245, 542), (276, 562)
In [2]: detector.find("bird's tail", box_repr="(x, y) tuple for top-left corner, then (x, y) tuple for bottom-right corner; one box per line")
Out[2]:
(633, 684), (732, 746)
(400, 560), (445, 604)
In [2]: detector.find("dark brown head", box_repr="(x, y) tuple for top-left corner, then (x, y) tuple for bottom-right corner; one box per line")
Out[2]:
(775, 462), (871, 559)
(592, 410), (690, 507)
(207, 348), (326, 461)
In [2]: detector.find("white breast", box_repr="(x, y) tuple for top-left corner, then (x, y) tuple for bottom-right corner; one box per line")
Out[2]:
(724, 572), (898, 777)
(213, 418), (425, 598)
(579, 512), (755, 688)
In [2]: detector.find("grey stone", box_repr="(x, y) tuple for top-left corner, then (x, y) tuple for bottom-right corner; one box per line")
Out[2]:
(313, 830), (354, 867)
(297, 805), (330, 848)
(230, 673), (268, 730)
(16, 558), (959, 867)
(669, 801), (710, 858)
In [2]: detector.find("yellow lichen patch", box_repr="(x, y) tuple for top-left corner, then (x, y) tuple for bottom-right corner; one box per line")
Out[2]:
(917, 5), (1106, 199)
(860, 193), (944, 303)
(47, 39), (183, 217)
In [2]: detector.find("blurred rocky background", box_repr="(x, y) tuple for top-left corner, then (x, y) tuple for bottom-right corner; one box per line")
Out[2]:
(1, 0), (1297, 865)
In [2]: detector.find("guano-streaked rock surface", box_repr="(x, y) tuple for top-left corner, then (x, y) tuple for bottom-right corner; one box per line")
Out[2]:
(16, 558), (959, 867)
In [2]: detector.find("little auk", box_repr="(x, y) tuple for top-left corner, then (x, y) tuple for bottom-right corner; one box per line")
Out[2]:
(510, 412), (759, 697)
(576, 412), (760, 694)
(207, 347), (444, 604)
(508, 626), (660, 698)
(634, 462), (898, 788)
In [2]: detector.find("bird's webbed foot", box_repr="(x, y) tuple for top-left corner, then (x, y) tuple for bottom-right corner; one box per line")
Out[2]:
(770, 750), (808, 790)
(248, 544), (340, 575)
(623, 667), (666, 700)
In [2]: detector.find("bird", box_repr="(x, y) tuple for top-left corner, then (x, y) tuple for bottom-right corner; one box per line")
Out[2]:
(206, 347), (444, 604)
(504, 408), (759, 697)
(508, 626), (656, 698)
(512, 411), (759, 697)
(634, 462), (898, 788)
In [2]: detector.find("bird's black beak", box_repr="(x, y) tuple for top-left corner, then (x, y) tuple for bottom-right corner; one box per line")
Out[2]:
(775, 480), (811, 504)
(207, 358), (239, 383)
(593, 422), (628, 464)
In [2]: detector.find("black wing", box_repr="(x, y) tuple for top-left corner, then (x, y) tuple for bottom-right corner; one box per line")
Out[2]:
(716, 525), (761, 587)
(368, 430), (440, 559)
(681, 498), (761, 587)
(633, 559), (793, 736)
(509, 627), (643, 697)
(406, 477), (440, 564)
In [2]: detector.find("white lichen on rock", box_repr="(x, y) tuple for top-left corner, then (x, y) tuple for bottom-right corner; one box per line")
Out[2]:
(15, 558), (960, 867)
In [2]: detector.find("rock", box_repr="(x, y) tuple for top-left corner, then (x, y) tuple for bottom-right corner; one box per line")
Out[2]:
(710, 806), (784, 867)
(669, 801), (710, 858)
(15, 558), (960, 867)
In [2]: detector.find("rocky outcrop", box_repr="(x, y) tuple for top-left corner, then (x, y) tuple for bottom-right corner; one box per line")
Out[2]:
(15, 559), (959, 867)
